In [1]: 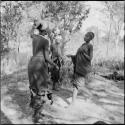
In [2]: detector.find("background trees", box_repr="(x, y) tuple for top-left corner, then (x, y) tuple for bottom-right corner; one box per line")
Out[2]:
(37, 1), (90, 55)
(102, 1), (124, 53)
(1, 1), (124, 75)
(1, 1), (90, 56)
(1, 1), (23, 54)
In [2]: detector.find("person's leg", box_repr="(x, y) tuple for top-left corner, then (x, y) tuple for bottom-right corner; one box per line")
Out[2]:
(53, 82), (60, 91)
(28, 67), (36, 107)
(52, 82), (56, 90)
(51, 76), (57, 90)
(72, 86), (78, 105)
(85, 73), (92, 88)
(28, 60), (35, 90)
(64, 75), (79, 108)
(28, 71), (34, 90)
(80, 76), (93, 99)
(35, 72), (44, 95)
(37, 82), (42, 95)
(52, 69), (60, 91)
(70, 75), (79, 105)
(55, 69), (60, 90)
(74, 76), (92, 100)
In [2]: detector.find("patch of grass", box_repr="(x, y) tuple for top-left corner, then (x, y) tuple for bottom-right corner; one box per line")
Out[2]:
(93, 59), (124, 72)
(92, 41), (124, 72)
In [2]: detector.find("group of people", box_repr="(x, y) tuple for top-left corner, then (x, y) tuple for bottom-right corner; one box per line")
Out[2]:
(27, 19), (95, 122)
(27, 20), (64, 122)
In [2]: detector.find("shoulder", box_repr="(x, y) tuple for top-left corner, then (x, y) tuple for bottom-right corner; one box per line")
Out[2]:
(79, 43), (85, 50)
(39, 35), (49, 43)
(32, 34), (40, 39)
(88, 43), (93, 49)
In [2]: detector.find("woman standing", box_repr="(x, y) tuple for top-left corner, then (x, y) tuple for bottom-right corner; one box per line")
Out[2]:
(67, 32), (94, 105)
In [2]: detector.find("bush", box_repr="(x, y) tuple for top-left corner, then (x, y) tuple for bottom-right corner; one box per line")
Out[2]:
(60, 57), (74, 87)
(92, 41), (124, 72)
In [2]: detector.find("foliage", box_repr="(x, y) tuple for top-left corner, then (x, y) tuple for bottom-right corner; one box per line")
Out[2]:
(1, 1), (23, 54)
(1, 1), (124, 77)
(1, 1), (89, 55)
(43, 1), (90, 56)
(44, 1), (89, 32)
(102, 1), (124, 43)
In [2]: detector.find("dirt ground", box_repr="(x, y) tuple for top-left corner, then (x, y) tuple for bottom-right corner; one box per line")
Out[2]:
(1, 69), (124, 124)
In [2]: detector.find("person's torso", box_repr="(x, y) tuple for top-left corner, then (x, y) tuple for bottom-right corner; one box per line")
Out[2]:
(51, 44), (62, 57)
(77, 43), (91, 56)
(75, 43), (92, 76)
(32, 34), (48, 57)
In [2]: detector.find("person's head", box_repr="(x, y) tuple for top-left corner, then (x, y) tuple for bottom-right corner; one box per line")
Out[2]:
(34, 22), (48, 36)
(84, 32), (94, 43)
(34, 19), (41, 28)
(33, 29), (39, 35)
(55, 35), (62, 45)
(33, 19), (47, 35)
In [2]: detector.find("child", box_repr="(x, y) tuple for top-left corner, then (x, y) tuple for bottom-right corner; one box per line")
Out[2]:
(50, 36), (63, 91)
(67, 32), (94, 105)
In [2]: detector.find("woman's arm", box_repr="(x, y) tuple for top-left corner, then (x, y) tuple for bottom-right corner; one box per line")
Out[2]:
(44, 42), (58, 68)
(83, 45), (93, 61)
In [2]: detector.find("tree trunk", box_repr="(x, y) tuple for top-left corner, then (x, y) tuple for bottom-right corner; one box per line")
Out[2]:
(96, 27), (99, 44)
(115, 33), (120, 54)
(107, 22), (112, 55)
(114, 22), (123, 54)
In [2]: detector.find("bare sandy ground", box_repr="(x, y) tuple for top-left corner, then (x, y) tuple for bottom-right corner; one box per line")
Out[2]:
(1, 71), (124, 124)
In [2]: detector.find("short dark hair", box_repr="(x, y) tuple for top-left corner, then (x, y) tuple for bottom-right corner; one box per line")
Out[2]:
(36, 24), (47, 35)
(36, 23), (42, 31)
(86, 32), (95, 40)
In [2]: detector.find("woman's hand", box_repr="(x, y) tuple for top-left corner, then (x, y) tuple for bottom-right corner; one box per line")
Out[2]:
(83, 52), (91, 61)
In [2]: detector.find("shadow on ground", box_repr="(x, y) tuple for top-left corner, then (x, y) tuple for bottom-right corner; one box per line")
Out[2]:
(1, 69), (124, 124)
(1, 111), (12, 124)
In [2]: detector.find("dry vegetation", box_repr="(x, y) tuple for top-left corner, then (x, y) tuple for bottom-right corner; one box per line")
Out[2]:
(1, 1), (124, 80)
(1, 2), (124, 124)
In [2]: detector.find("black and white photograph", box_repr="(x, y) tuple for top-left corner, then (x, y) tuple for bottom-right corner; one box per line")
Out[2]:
(1, 1), (124, 124)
